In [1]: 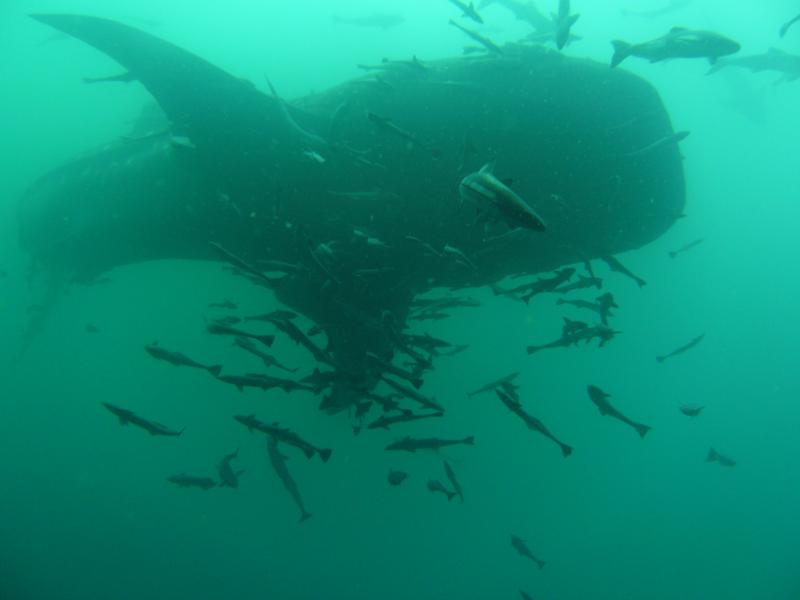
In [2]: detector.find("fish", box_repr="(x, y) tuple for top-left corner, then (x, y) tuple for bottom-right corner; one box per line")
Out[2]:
(448, 20), (504, 56)
(510, 534), (546, 570)
(680, 405), (704, 417)
(555, 274), (603, 293)
(586, 385), (651, 438)
(387, 469), (408, 486)
(624, 131), (690, 158)
(83, 71), (137, 84)
(85, 323), (101, 333)
(656, 334), (704, 363)
(367, 112), (430, 153)
(267, 436), (312, 522)
(443, 460), (464, 502)
(209, 242), (282, 289)
(102, 402), (184, 437)
(496, 390), (573, 457)
(611, 27), (740, 68)
(427, 479), (457, 501)
(367, 352), (424, 389)
(367, 410), (444, 431)
(526, 322), (619, 354)
(707, 48), (800, 81)
(556, 292), (618, 325)
(494, 268), (574, 304)
(206, 320), (275, 348)
(554, 0), (579, 50)
(467, 372), (520, 398)
(478, 0), (552, 32)
(381, 376), (445, 413)
(233, 414), (333, 462)
(385, 435), (475, 453)
(331, 13), (405, 30)
(209, 299), (237, 309)
(620, 0), (691, 19)
(167, 473), (217, 490)
(217, 448), (244, 488)
(214, 316), (242, 325)
(266, 316), (336, 367)
(448, 0), (484, 24)
(233, 337), (297, 372)
(668, 238), (703, 258)
(780, 13), (800, 38)
(600, 255), (646, 288)
(706, 447), (735, 467)
(459, 163), (546, 232)
(144, 342), (222, 376)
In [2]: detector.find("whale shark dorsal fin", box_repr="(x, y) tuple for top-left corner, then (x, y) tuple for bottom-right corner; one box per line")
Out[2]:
(480, 161), (495, 175)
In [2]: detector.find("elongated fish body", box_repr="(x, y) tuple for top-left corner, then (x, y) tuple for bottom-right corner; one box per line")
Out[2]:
(366, 410), (444, 430)
(233, 415), (332, 462)
(510, 535), (546, 570)
(780, 13), (800, 38)
(101, 402), (184, 436)
(467, 371), (520, 398)
(586, 385), (651, 438)
(217, 448), (243, 488)
(267, 436), (312, 522)
(459, 163), (546, 232)
(656, 334), (704, 363)
(427, 479), (457, 501)
(443, 460), (464, 502)
(496, 390), (573, 457)
(385, 435), (475, 452)
(611, 28), (740, 68)
(707, 49), (800, 80)
(554, 0), (579, 50)
(167, 474), (216, 490)
(144, 343), (222, 376)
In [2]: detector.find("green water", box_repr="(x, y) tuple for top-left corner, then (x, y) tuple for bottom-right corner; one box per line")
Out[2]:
(1, 1), (799, 598)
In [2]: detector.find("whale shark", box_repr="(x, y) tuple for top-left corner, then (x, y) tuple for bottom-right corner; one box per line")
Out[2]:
(21, 15), (685, 407)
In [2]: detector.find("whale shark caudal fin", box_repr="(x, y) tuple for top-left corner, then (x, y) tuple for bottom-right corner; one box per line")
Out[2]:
(610, 40), (633, 67)
(29, 14), (303, 153)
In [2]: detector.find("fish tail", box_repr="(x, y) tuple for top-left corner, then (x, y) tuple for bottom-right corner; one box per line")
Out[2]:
(258, 334), (275, 347)
(655, 356), (665, 363)
(526, 345), (539, 355)
(300, 510), (312, 522)
(207, 364), (223, 376)
(302, 446), (315, 460)
(635, 423), (651, 439)
(705, 447), (719, 462)
(610, 40), (632, 67)
(561, 443), (573, 457)
(537, 559), (546, 571)
(318, 448), (333, 463)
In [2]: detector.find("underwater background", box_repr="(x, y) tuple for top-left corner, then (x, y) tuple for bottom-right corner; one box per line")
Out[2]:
(1, 0), (799, 598)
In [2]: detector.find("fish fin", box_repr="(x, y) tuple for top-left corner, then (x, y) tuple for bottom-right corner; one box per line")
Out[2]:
(259, 334), (275, 347)
(561, 444), (573, 457)
(635, 424), (651, 439)
(302, 446), (315, 460)
(610, 40), (632, 67)
(207, 364), (222, 376)
(300, 511), (312, 522)
(705, 447), (718, 462)
(525, 346), (538, 355)
(655, 355), (665, 363)
(318, 448), (333, 463)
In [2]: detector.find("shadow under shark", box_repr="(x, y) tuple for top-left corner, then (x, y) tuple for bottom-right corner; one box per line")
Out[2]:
(20, 15), (684, 409)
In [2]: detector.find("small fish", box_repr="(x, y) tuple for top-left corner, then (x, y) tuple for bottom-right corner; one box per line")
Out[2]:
(656, 334), (704, 363)
(496, 390), (573, 457)
(448, 19), (504, 55)
(385, 435), (475, 453)
(600, 255), (646, 288)
(780, 13), (800, 38)
(381, 376), (444, 413)
(526, 323), (619, 354)
(85, 323), (101, 333)
(467, 372), (520, 398)
(102, 402), (184, 437)
(388, 469), (408, 486)
(209, 300), (237, 309)
(680, 405), (704, 417)
(556, 292), (618, 325)
(234, 414), (333, 462)
(554, 0), (580, 50)
(459, 162), (545, 232)
(144, 342), (222, 376)
(367, 410), (444, 431)
(510, 534), (546, 570)
(233, 337), (297, 372)
(586, 385), (651, 439)
(706, 447), (736, 467)
(448, 0), (484, 24)
(443, 460), (464, 502)
(167, 473), (217, 490)
(217, 448), (244, 488)
(427, 478), (457, 501)
(611, 27), (740, 68)
(267, 436), (312, 522)
(206, 320), (275, 348)
(669, 238), (703, 259)
(555, 274), (603, 293)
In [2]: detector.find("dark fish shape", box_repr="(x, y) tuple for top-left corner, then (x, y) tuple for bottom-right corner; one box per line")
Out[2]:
(526, 323), (619, 354)
(331, 13), (405, 29)
(366, 352), (423, 389)
(299, 368), (342, 395)
(267, 436), (312, 522)
(448, 19), (504, 55)
(510, 534), (546, 570)
(233, 337), (297, 372)
(83, 71), (137, 84)
(708, 48), (800, 81)
(679, 405), (704, 417)
(381, 376), (445, 413)
(267, 316), (336, 366)
(85, 323), (101, 333)
(209, 242), (281, 289)
(102, 402), (184, 436)
(233, 414), (333, 462)
(460, 163), (545, 232)
(554, 0), (579, 50)
(217, 448), (244, 488)
(586, 385), (651, 438)
(600, 255), (646, 288)
(656, 334), (704, 363)
(556, 292), (618, 325)
(242, 372), (311, 393)
(478, 0), (552, 33)
(438, 344), (470, 357)
(624, 130), (690, 158)
(706, 447), (735, 467)
(780, 13), (800, 38)
(385, 435), (475, 453)
(668, 238), (703, 258)
(467, 371), (520, 398)
(167, 473), (217, 490)
(206, 320), (274, 348)
(144, 342), (222, 376)
(427, 478), (457, 501)
(244, 309), (298, 322)
(209, 299), (237, 309)
(367, 410), (444, 430)
(387, 469), (408, 486)
(443, 460), (464, 502)
(448, 0), (483, 24)
(215, 374), (272, 392)
(611, 27), (740, 68)
(496, 389), (573, 457)
(215, 315), (242, 325)
(555, 274), (603, 293)
(404, 331), (453, 352)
